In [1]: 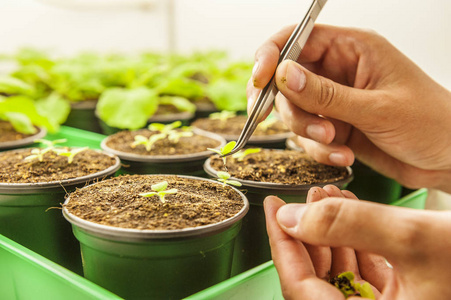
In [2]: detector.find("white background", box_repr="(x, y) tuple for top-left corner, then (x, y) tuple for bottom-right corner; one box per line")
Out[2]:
(1, 0), (450, 88)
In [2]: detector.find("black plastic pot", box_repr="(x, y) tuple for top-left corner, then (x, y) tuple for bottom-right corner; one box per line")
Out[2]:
(64, 100), (103, 134)
(63, 174), (249, 299)
(101, 129), (226, 177)
(0, 149), (121, 274)
(0, 127), (47, 151)
(204, 156), (353, 276)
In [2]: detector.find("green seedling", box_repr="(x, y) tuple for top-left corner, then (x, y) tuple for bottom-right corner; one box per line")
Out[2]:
(56, 147), (89, 164)
(35, 138), (67, 149)
(147, 121), (193, 144)
(167, 127), (194, 143)
(329, 271), (375, 299)
(148, 120), (182, 133)
(139, 181), (178, 203)
(231, 148), (261, 161)
(24, 138), (68, 162)
(216, 171), (242, 187)
(257, 118), (278, 132)
(207, 140), (236, 165)
(208, 110), (236, 122)
(131, 133), (166, 151)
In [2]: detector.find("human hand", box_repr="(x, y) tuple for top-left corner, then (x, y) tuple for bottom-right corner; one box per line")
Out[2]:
(264, 185), (451, 299)
(248, 24), (451, 193)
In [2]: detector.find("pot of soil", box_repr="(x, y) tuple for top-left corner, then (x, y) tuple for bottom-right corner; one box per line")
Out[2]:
(191, 112), (293, 149)
(100, 124), (226, 177)
(204, 149), (353, 275)
(0, 146), (120, 274)
(0, 120), (47, 150)
(62, 174), (249, 300)
(63, 100), (104, 134)
(286, 135), (401, 203)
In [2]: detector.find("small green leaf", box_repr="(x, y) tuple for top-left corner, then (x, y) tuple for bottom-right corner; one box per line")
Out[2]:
(207, 148), (221, 155)
(226, 180), (242, 187)
(139, 191), (158, 198)
(221, 141), (236, 155)
(151, 181), (168, 192)
(217, 171), (231, 180)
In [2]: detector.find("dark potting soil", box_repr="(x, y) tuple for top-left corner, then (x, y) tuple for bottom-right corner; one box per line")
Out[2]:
(105, 129), (221, 155)
(191, 115), (290, 136)
(65, 174), (244, 230)
(0, 120), (36, 142)
(0, 148), (117, 183)
(209, 149), (349, 185)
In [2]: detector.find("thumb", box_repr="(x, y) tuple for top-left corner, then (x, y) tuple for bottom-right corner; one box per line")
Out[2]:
(275, 60), (377, 124)
(275, 198), (434, 263)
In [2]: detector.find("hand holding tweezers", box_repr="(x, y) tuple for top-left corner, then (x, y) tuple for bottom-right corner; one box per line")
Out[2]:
(224, 0), (327, 157)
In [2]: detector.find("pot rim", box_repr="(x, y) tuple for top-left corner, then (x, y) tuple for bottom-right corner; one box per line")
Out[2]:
(100, 128), (227, 163)
(148, 111), (194, 123)
(191, 126), (295, 144)
(0, 148), (121, 193)
(0, 127), (47, 150)
(203, 154), (354, 192)
(62, 174), (250, 240)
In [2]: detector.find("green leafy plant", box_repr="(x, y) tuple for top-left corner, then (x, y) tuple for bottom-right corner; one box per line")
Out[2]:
(167, 127), (193, 143)
(131, 133), (166, 151)
(328, 271), (375, 299)
(231, 148), (261, 161)
(56, 147), (89, 164)
(207, 140), (236, 165)
(139, 181), (178, 203)
(24, 138), (67, 162)
(216, 171), (242, 187)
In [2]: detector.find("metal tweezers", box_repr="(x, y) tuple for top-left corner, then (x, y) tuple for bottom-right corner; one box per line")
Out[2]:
(224, 0), (327, 157)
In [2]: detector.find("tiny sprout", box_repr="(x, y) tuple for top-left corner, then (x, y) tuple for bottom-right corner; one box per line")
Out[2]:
(231, 148), (261, 161)
(329, 271), (375, 299)
(56, 147), (89, 164)
(216, 171), (242, 187)
(168, 129), (193, 143)
(207, 141), (236, 165)
(131, 133), (166, 151)
(24, 138), (68, 162)
(209, 110), (236, 121)
(257, 118), (278, 132)
(139, 181), (178, 203)
(148, 121), (182, 133)
(35, 138), (67, 148)
(24, 148), (49, 162)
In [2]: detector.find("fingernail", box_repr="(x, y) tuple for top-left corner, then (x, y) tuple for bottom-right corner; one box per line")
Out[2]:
(286, 64), (306, 92)
(252, 61), (260, 87)
(277, 204), (307, 229)
(306, 124), (325, 142)
(329, 152), (347, 165)
(252, 61), (259, 76)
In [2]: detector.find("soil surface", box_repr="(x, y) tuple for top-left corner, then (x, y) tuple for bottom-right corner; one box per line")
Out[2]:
(105, 129), (221, 155)
(65, 174), (244, 230)
(0, 120), (36, 143)
(191, 115), (290, 136)
(209, 149), (349, 185)
(0, 148), (117, 183)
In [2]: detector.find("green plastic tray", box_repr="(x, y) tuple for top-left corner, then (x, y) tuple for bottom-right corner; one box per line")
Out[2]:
(186, 188), (428, 299)
(0, 234), (122, 300)
(45, 126), (106, 149)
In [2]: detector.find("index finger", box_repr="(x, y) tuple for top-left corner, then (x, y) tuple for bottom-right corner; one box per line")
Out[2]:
(264, 196), (343, 300)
